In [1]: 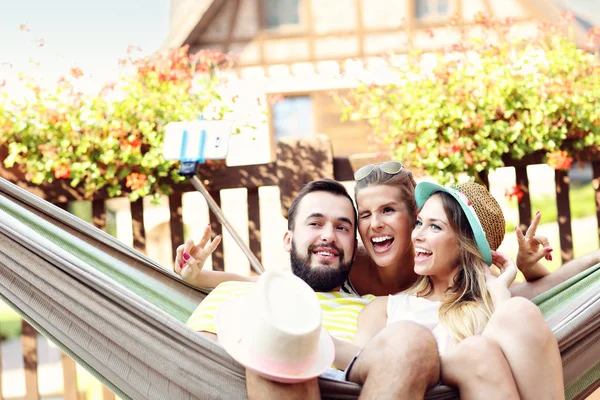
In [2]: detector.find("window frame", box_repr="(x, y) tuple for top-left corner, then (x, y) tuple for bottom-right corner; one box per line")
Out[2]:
(261, 0), (307, 34)
(414, 0), (453, 21)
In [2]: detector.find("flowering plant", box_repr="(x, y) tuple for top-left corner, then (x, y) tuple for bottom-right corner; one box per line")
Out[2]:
(0, 45), (252, 201)
(341, 14), (600, 184)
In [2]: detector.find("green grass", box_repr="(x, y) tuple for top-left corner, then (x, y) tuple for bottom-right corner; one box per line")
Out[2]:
(506, 183), (596, 232)
(0, 300), (22, 340)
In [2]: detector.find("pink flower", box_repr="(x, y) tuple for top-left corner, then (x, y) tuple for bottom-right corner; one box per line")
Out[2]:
(70, 68), (84, 79)
(560, 10), (575, 23)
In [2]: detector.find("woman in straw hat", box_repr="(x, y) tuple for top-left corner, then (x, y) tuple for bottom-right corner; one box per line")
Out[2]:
(346, 161), (555, 297)
(346, 181), (564, 399)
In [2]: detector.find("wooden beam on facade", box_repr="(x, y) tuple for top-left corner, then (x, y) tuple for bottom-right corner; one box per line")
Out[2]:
(305, 0), (316, 69)
(405, 0), (416, 49)
(225, 0), (242, 52)
(199, 15), (534, 68)
(456, 0), (464, 22)
(203, 21), (472, 45)
(257, 0), (267, 69)
(185, 0), (230, 45)
(481, 0), (494, 16)
(355, 0), (365, 57)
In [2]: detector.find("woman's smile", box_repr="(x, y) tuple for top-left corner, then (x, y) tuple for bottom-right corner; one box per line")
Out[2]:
(356, 185), (415, 267)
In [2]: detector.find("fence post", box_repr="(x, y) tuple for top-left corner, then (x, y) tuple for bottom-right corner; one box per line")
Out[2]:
(102, 385), (115, 400)
(555, 170), (574, 263)
(592, 161), (600, 248)
(0, 323), (3, 399)
(61, 353), (78, 400)
(21, 320), (39, 400)
(169, 192), (185, 265)
(247, 187), (262, 267)
(131, 199), (146, 254)
(92, 199), (107, 231)
(208, 190), (224, 271)
(515, 166), (532, 232)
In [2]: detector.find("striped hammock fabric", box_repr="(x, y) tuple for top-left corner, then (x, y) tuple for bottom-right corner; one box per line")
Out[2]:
(0, 177), (598, 400)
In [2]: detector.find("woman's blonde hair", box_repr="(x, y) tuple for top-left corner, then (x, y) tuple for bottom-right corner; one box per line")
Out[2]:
(354, 167), (418, 220)
(405, 191), (494, 343)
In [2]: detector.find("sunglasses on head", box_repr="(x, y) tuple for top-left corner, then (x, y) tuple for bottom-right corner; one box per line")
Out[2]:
(353, 161), (406, 181)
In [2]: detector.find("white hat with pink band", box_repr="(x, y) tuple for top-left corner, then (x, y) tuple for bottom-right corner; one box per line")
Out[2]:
(215, 270), (335, 384)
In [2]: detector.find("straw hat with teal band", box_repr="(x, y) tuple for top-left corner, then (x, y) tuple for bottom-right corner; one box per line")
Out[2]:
(414, 181), (506, 266)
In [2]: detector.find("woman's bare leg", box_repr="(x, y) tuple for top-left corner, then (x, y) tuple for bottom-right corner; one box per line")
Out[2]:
(482, 297), (564, 400)
(441, 336), (519, 400)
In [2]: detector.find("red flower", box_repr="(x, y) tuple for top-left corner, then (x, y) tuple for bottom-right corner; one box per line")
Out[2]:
(53, 164), (71, 179)
(546, 150), (573, 170)
(505, 185), (525, 202)
(125, 137), (142, 149)
(464, 152), (474, 166)
(126, 172), (147, 191)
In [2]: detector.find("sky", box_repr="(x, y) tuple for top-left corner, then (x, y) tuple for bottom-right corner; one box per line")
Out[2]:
(0, 0), (170, 88)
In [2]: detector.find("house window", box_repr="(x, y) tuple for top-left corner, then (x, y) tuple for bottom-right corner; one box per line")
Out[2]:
(272, 96), (314, 140)
(264, 0), (301, 29)
(416, 0), (450, 18)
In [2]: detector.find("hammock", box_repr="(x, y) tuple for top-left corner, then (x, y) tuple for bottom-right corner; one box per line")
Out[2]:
(0, 177), (598, 400)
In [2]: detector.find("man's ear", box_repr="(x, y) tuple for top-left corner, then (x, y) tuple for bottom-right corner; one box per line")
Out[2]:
(283, 231), (292, 253)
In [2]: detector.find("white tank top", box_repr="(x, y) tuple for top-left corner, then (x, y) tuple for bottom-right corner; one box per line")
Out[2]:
(386, 293), (454, 355)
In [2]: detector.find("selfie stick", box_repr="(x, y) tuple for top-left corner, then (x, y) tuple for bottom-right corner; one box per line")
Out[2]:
(178, 129), (265, 274)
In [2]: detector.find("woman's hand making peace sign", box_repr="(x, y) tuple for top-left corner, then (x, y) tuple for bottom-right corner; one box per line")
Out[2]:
(515, 211), (554, 281)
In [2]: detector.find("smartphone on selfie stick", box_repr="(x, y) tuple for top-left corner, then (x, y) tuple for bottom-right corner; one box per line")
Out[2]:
(163, 119), (265, 274)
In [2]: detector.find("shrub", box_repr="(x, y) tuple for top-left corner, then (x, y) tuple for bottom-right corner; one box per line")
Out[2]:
(0, 45), (254, 202)
(341, 13), (600, 184)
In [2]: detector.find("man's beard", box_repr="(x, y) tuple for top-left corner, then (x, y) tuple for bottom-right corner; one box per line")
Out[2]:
(290, 241), (353, 292)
